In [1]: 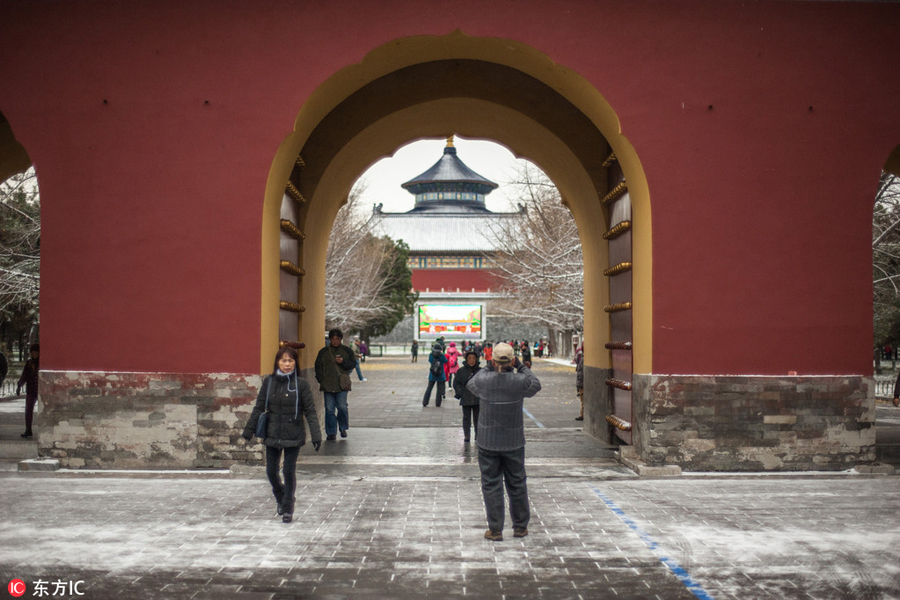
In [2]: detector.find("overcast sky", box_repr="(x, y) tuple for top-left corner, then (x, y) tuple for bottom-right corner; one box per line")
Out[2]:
(352, 136), (531, 214)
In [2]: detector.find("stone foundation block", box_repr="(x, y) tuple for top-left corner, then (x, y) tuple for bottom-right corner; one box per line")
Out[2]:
(37, 371), (279, 469)
(632, 374), (875, 471)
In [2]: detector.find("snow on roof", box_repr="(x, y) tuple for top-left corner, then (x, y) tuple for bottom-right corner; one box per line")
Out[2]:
(371, 213), (520, 252)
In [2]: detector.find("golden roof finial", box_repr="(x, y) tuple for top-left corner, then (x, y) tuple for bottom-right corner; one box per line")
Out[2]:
(446, 135), (455, 148)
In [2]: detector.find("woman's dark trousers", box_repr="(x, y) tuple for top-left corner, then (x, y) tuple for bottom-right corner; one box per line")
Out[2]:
(462, 405), (479, 441)
(266, 445), (300, 514)
(477, 446), (529, 533)
(423, 380), (445, 406)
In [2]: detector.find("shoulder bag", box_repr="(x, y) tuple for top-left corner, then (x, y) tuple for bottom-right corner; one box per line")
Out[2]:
(255, 378), (270, 438)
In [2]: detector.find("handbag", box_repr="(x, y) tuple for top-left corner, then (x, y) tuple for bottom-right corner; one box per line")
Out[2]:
(330, 347), (352, 391)
(254, 377), (271, 438)
(254, 411), (268, 439)
(339, 372), (352, 392)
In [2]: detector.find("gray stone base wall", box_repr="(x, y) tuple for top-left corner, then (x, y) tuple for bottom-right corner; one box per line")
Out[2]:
(36, 370), (323, 469)
(632, 374), (876, 471)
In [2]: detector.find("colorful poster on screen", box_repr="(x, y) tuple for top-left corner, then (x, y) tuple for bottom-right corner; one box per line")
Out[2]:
(417, 304), (484, 341)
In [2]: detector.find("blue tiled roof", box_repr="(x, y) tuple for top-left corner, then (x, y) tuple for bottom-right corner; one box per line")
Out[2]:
(401, 145), (498, 195)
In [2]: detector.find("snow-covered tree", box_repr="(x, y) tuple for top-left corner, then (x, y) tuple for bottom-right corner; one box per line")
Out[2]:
(487, 163), (583, 332)
(0, 167), (40, 355)
(873, 170), (900, 350)
(325, 184), (417, 337)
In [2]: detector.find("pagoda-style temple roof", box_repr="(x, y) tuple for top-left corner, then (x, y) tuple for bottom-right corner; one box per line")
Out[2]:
(400, 137), (499, 213)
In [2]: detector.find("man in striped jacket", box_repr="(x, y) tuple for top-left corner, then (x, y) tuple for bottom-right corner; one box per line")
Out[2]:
(466, 342), (541, 541)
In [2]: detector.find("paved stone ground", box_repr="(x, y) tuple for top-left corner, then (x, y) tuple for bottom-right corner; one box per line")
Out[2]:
(1, 358), (899, 599)
(1, 474), (898, 599)
(347, 357), (584, 429)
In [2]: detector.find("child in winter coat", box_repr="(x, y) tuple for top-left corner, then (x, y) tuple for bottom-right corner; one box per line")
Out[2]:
(423, 344), (448, 407)
(445, 341), (461, 386)
(453, 350), (482, 443)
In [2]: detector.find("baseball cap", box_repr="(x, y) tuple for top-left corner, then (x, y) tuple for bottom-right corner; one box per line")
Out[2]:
(492, 342), (514, 365)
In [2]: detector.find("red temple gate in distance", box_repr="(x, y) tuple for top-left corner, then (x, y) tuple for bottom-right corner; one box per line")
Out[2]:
(0, 1), (898, 471)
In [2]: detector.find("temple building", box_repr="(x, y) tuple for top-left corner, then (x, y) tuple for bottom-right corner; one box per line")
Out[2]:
(373, 137), (522, 294)
(371, 137), (542, 343)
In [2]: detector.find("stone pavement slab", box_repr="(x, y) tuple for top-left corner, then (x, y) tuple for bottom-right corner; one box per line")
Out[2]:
(2, 357), (900, 598)
(1, 473), (898, 599)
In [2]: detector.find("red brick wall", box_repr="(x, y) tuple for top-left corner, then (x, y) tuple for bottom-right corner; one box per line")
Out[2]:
(0, 2), (897, 376)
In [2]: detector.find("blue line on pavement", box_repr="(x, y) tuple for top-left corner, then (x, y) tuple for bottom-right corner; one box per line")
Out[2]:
(522, 407), (545, 428)
(591, 487), (716, 600)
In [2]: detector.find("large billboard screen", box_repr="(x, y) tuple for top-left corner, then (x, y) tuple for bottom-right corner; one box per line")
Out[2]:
(417, 304), (484, 341)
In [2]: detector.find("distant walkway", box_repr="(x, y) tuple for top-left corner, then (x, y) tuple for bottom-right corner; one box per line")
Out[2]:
(349, 356), (581, 429)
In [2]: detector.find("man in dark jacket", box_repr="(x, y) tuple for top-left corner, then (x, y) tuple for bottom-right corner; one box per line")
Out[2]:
(453, 350), (481, 443)
(17, 343), (39, 438)
(314, 329), (357, 440)
(467, 342), (541, 542)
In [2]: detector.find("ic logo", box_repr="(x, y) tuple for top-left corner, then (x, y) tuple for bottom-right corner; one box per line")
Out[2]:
(7, 579), (26, 597)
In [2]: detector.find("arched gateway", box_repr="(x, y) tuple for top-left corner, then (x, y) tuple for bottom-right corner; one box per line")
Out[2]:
(262, 32), (650, 462)
(1, 2), (897, 471)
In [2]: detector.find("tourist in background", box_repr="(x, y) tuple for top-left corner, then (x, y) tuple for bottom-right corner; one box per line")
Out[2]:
(574, 342), (584, 420)
(314, 329), (357, 440)
(445, 341), (461, 386)
(411, 340), (419, 363)
(0, 347), (8, 394)
(17, 343), (39, 438)
(359, 339), (368, 363)
(351, 337), (367, 382)
(423, 343), (448, 407)
(892, 365), (900, 407)
(453, 350), (482, 443)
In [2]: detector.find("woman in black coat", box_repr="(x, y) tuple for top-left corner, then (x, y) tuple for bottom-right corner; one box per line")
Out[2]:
(453, 350), (482, 443)
(243, 347), (322, 523)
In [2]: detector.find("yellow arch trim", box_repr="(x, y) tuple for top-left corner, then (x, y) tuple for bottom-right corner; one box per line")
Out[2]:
(262, 31), (652, 374)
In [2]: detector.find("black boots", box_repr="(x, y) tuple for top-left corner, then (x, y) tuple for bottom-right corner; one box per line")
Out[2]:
(21, 430), (32, 438)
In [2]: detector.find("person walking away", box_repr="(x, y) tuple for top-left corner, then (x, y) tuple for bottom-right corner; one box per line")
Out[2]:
(242, 346), (321, 523)
(314, 329), (357, 440)
(892, 366), (900, 407)
(483, 343), (493, 363)
(574, 342), (584, 420)
(411, 340), (419, 363)
(521, 341), (532, 368)
(445, 342), (461, 386)
(351, 337), (366, 381)
(466, 342), (541, 541)
(17, 343), (39, 438)
(0, 347), (8, 393)
(453, 350), (482, 443)
(359, 340), (368, 363)
(423, 343), (448, 407)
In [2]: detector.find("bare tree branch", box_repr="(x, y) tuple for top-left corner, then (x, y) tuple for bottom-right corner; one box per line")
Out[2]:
(486, 162), (583, 332)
